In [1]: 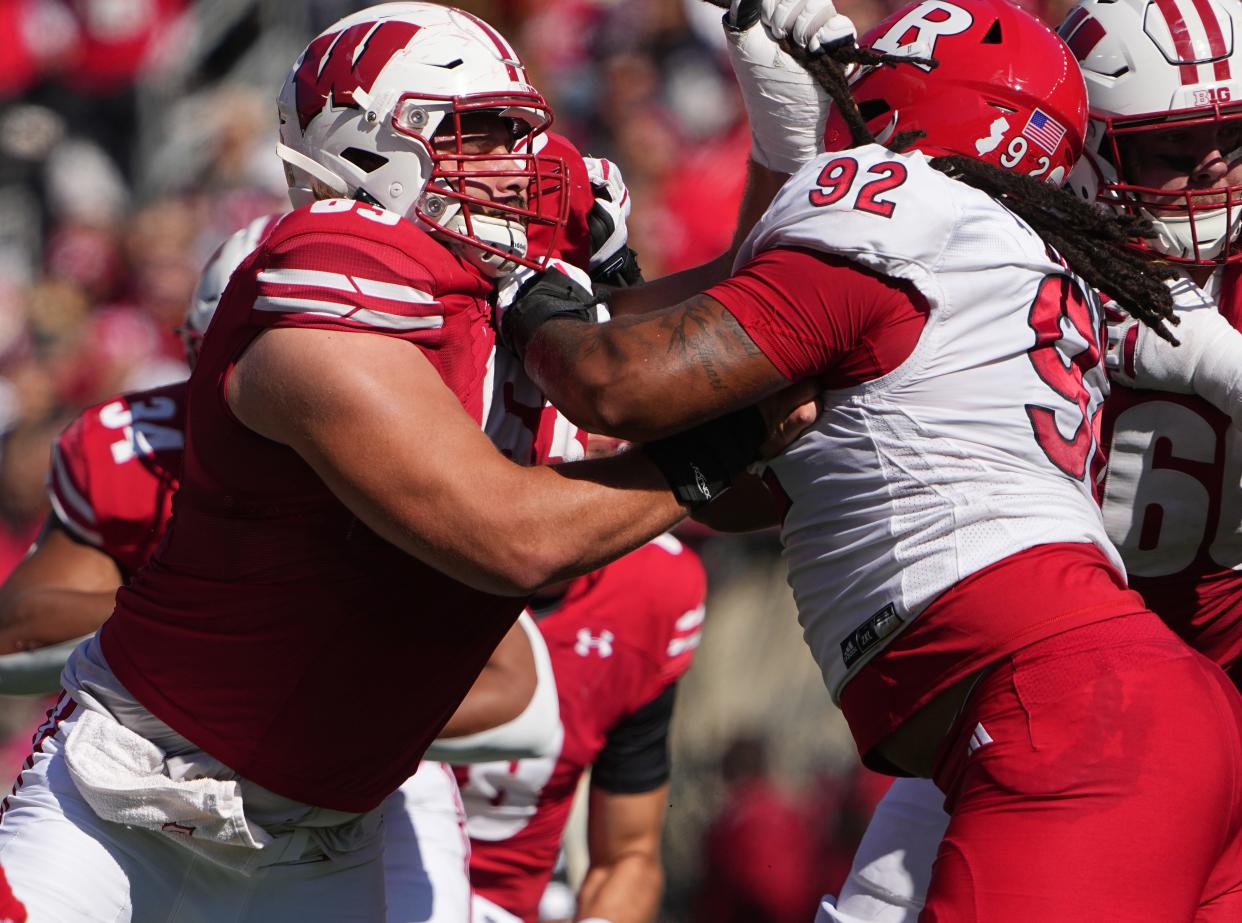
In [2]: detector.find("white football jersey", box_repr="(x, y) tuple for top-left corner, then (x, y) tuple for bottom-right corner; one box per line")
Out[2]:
(737, 144), (1123, 699)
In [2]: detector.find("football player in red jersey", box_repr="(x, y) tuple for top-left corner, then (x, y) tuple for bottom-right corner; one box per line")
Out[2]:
(500, 0), (1242, 917)
(0, 5), (812, 918)
(461, 531), (706, 923)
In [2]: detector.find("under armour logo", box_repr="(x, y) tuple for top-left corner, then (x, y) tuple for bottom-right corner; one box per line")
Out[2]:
(967, 722), (993, 755)
(575, 628), (614, 658)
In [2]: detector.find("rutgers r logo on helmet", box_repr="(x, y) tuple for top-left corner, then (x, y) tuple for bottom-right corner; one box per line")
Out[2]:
(274, 3), (570, 278)
(869, 0), (975, 72)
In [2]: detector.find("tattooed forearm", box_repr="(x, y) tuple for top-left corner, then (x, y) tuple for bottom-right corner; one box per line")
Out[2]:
(522, 292), (786, 440)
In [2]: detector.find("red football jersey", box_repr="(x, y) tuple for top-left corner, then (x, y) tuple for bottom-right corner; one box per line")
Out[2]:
(459, 535), (706, 921)
(1099, 263), (1242, 676)
(100, 202), (531, 812)
(47, 382), (185, 576)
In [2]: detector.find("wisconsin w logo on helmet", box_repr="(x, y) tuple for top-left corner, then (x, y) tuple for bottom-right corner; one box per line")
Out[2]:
(293, 21), (421, 132)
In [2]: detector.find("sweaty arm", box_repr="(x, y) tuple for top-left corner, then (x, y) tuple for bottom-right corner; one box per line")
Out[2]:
(228, 326), (688, 597)
(523, 247), (928, 443)
(425, 612), (561, 762)
(0, 517), (122, 656)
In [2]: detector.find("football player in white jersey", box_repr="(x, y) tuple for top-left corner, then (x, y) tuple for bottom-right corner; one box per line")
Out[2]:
(498, 0), (1242, 917)
(807, 0), (1242, 919)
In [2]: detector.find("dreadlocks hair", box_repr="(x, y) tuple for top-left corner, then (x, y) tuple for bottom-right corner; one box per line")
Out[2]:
(782, 39), (1181, 343)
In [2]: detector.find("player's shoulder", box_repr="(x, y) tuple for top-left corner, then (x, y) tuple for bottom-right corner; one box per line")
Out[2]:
(744, 144), (962, 268)
(597, 533), (706, 680)
(261, 201), (477, 288)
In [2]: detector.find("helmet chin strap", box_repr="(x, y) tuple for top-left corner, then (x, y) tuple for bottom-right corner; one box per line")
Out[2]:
(1141, 206), (1235, 263)
(424, 192), (530, 278)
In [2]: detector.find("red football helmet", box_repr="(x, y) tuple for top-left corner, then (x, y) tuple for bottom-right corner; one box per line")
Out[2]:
(823, 0), (1089, 185)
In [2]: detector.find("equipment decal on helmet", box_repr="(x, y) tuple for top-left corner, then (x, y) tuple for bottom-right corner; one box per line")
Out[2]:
(869, 0), (974, 70)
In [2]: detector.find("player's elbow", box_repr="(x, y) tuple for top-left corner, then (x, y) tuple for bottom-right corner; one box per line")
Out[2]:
(564, 365), (663, 443)
(474, 542), (569, 597)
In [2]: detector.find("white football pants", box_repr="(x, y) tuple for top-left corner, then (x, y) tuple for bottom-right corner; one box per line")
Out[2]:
(382, 762), (472, 923)
(0, 699), (386, 923)
(814, 776), (948, 923)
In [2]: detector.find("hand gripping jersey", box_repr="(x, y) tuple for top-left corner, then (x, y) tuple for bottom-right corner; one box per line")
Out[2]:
(47, 382), (185, 576)
(458, 535), (705, 922)
(1101, 264), (1242, 675)
(734, 144), (1122, 701)
(98, 202), (550, 813)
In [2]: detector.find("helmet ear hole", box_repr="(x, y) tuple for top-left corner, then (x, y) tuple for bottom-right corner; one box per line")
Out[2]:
(982, 19), (1002, 43)
(342, 148), (389, 173)
(858, 99), (893, 121)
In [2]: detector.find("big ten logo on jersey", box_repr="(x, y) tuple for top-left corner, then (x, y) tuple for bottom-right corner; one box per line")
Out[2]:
(1102, 397), (1242, 577)
(870, 0), (973, 71)
(1024, 273), (1105, 487)
(458, 755), (558, 840)
(100, 397), (183, 465)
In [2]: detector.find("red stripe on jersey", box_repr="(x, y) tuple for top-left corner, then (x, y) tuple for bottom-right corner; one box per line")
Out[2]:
(457, 10), (521, 82)
(1065, 16), (1106, 62)
(1153, 0), (1207, 84)
(1189, 0), (1232, 80)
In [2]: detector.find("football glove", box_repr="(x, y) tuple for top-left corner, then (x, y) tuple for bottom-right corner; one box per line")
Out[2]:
(496, 262), (605, 361)
(584, 156), (643, 288)
(723, 0), (833, 173)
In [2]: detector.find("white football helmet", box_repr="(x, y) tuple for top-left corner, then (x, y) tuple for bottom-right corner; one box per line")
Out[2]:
(276, 2), (566, 276)
(1060, 0), (1242, 264)
(182, 213), (282, 367)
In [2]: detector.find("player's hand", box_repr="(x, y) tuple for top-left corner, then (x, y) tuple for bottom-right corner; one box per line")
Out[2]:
(496, 262), (605, 360)
(760, 0), (856, 53)
(757, 379), (821, 459)
(720, 0), (833, 174)
(584, 156), (643, 287)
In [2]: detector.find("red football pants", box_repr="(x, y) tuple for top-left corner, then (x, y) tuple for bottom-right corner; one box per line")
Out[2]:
(921, 613), (1242, 922)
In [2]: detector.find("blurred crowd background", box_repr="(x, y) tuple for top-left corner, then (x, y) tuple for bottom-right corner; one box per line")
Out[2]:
(0, 0), (1076, 918)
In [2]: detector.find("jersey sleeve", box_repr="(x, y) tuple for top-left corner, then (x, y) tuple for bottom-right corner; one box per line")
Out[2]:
(590, 682), (677, 794)
(706, 247), (928, 384)
(47, 414), (102, 548)
(250, 207), (449, 345)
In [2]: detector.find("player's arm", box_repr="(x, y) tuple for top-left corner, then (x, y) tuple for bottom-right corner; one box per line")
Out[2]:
(0, 517), (122, 655)
(576, 683), (680, 923)
(426, 613), (561, 762)
(228, 326), (689, 597)
(1107, 305), (1242, 425)
(577, 784), (668, 923)
(519, 292), (790, 444)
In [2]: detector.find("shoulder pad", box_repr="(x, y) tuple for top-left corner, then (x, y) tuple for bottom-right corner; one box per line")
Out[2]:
(738, 145), (960, 285)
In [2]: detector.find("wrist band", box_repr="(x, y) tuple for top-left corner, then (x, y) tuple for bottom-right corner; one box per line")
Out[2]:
(644, 406), (766, 510)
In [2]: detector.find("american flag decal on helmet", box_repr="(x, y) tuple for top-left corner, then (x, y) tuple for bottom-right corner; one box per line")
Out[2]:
(1022, 109), (1067, 154)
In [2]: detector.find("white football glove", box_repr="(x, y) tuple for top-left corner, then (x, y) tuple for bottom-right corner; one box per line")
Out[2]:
(583, 156), (632, 273)
(723, 2), (833, 174)
(1106, 303), (1242, 427)
(760, 0), (857, 53)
